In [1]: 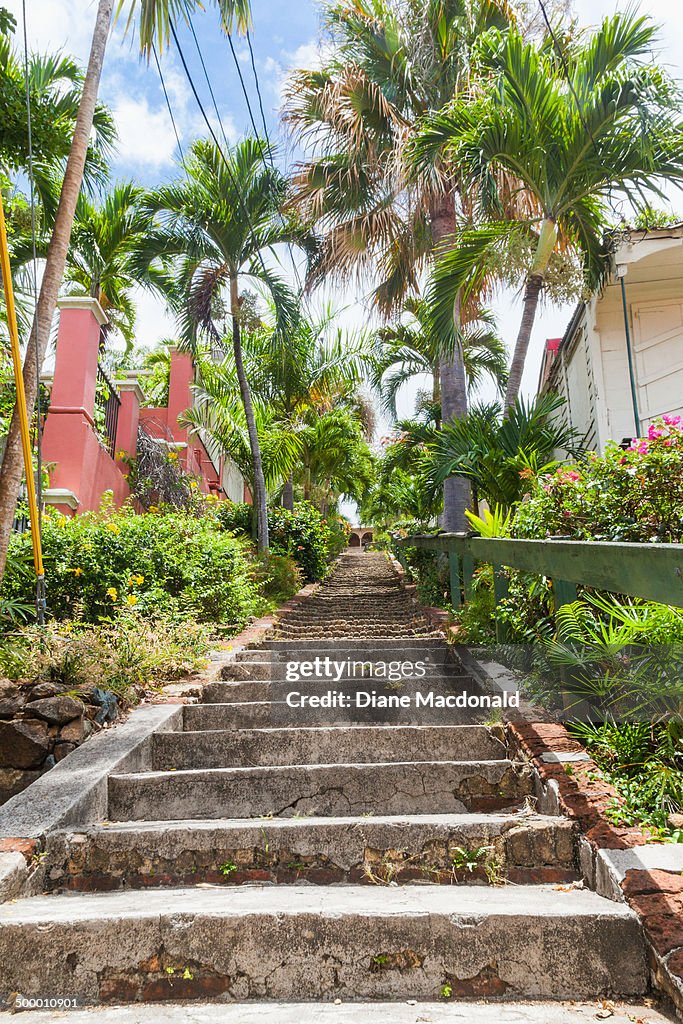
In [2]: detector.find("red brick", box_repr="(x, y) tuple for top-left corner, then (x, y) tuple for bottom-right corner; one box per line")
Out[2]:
(0, 838), (37, 861)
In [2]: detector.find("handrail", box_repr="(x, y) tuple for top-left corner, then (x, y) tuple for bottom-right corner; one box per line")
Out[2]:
(396, 533), (683, 612)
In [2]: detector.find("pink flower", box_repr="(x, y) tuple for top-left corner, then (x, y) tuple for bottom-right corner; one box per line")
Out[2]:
(648, 426), (664, 440)
(663, 415), (681, 427)
(637, 442), (649, 454)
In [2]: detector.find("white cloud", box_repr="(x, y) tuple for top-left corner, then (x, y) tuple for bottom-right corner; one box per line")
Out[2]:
(110, 94), (180, 169)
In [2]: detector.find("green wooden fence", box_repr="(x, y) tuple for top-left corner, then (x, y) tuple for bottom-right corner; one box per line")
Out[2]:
(396, 534), (683, 619)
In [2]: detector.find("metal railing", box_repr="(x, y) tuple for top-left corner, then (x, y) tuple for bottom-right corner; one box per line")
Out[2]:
(95, 364), (121, 459)
(396, 534), (683, 637)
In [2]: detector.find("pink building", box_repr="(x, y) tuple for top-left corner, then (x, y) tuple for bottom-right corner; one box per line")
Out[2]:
(41, 297), (246, 516)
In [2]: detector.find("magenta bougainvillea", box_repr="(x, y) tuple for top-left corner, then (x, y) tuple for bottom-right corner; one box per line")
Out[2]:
(513, 416), (683, 543)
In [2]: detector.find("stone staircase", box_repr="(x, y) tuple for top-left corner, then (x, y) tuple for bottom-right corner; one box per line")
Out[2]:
(0, 552), (656, 1014)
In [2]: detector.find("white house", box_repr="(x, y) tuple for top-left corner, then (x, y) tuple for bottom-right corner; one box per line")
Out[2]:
(538, 224), (683, 449)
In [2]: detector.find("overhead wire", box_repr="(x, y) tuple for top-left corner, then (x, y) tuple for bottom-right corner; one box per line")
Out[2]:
(172, 18), (308, 311)
(153, 40), (184, 165)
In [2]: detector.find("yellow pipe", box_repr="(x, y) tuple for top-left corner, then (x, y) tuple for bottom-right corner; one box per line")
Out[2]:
(0, 191), (45, 580)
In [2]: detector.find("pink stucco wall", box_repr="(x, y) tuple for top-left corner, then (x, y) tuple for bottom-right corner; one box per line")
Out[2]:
(42, 305), (229, 514)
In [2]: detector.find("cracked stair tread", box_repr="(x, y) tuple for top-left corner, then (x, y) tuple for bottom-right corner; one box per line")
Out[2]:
(0, 882), (640, 923)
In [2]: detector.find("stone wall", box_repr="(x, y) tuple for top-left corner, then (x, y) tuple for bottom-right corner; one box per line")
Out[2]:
(0, 681), (117, 805)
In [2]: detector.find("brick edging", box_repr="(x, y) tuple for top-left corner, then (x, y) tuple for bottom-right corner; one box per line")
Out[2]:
(508, 719), (683, 1017)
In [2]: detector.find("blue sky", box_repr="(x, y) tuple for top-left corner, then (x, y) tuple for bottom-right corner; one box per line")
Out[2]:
(7, 0), (683, 409)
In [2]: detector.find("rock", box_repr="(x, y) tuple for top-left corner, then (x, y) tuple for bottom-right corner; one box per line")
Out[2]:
(23, 695), (85, 725)
(54, 742), (77, 762)
(0, 695), (25, 719)
(26, 682), (62, 700)
(43, 754), (57, 770)
(0, 719), (51, 769)
(89, 688), (118, 725)
(668, 813), (683, 830)
(59, 717), (92, 744)
(0, 767), (41, 805)
(0, 678), (17, 699)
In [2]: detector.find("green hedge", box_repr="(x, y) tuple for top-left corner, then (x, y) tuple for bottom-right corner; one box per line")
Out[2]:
(214, 501), (332, 582)
(2, 507), (261, 629)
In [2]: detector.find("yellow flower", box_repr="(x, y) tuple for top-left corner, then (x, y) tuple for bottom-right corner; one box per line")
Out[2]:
(148, 505), (159, 514)
(71, 567), (83, 577)
(106, 523), (120, 535)
(128, 574), (144, 587)
(189, 481), (198, 491)
(168, 451), (179, 462)
(82, 542), (93, 552)
(126, 594), (138, 606)
(106, 587), (118, 601)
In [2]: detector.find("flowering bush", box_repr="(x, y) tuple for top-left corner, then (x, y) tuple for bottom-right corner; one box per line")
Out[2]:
(514, 416), (683, 543)
(214, 501), (332, 582)
(2, 505), (261, 628)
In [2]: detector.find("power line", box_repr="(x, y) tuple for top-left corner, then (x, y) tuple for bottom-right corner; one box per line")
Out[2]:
(246, 30), (274, 161)
(182, 18), (307, 304)
(169, 20), (273, 283)
(153, 41), (184, 165)
(188, 18), (233, 152)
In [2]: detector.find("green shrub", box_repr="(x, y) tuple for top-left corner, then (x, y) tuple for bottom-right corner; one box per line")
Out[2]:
(215, 501), (331, 582)
(514, 415), (683, 543)
(252, 552), (303, 603)
(2, 505), (261, 629)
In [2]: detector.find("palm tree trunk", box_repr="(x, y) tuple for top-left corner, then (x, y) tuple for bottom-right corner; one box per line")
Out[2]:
(504, 218), (558, 410)
(230, 277), (269, 551)
(0, 0), (114, 582)
(282, 475), (294, 511)
(430, 193), (470, 533)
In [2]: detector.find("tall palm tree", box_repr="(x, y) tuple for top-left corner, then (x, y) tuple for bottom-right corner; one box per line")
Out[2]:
(412, 14), (683, 408)
(284, 0), (513, 532)
(0, 0), (251, 579)
(139, 137), (298, 550)
(373, 296), (507, 420)
(62, 183), (154, 348)
(239, 306), (374, 508)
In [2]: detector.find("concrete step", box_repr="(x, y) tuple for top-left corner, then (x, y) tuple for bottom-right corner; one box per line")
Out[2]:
(0, 884), (648, 1003)
(204, 677), (478, 704)
(183, 700), (486, 728)
(108, 760), (532, 821)
(0, 1002), (674, 1024)
(44, 812), (577, 891)
(155, 725), (506, 769)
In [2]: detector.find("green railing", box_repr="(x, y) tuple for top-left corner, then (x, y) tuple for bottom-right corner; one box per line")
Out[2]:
(396, 535), (683, 633)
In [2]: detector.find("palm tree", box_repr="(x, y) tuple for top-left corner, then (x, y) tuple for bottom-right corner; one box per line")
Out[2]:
(373, 297), (507, 420)
(0, 0), (251, 579)
(427, 394), (585, 513)
(0, 21), (115, 192)
(295, 407), (375, 516)
(139, 137), (298, 550)
(412, 13), (683, 408)
(284, 0), (513, 532)
(181, 381), (304, 506)
(62, 184), (154, 348)
(237, 306), (374, 508)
